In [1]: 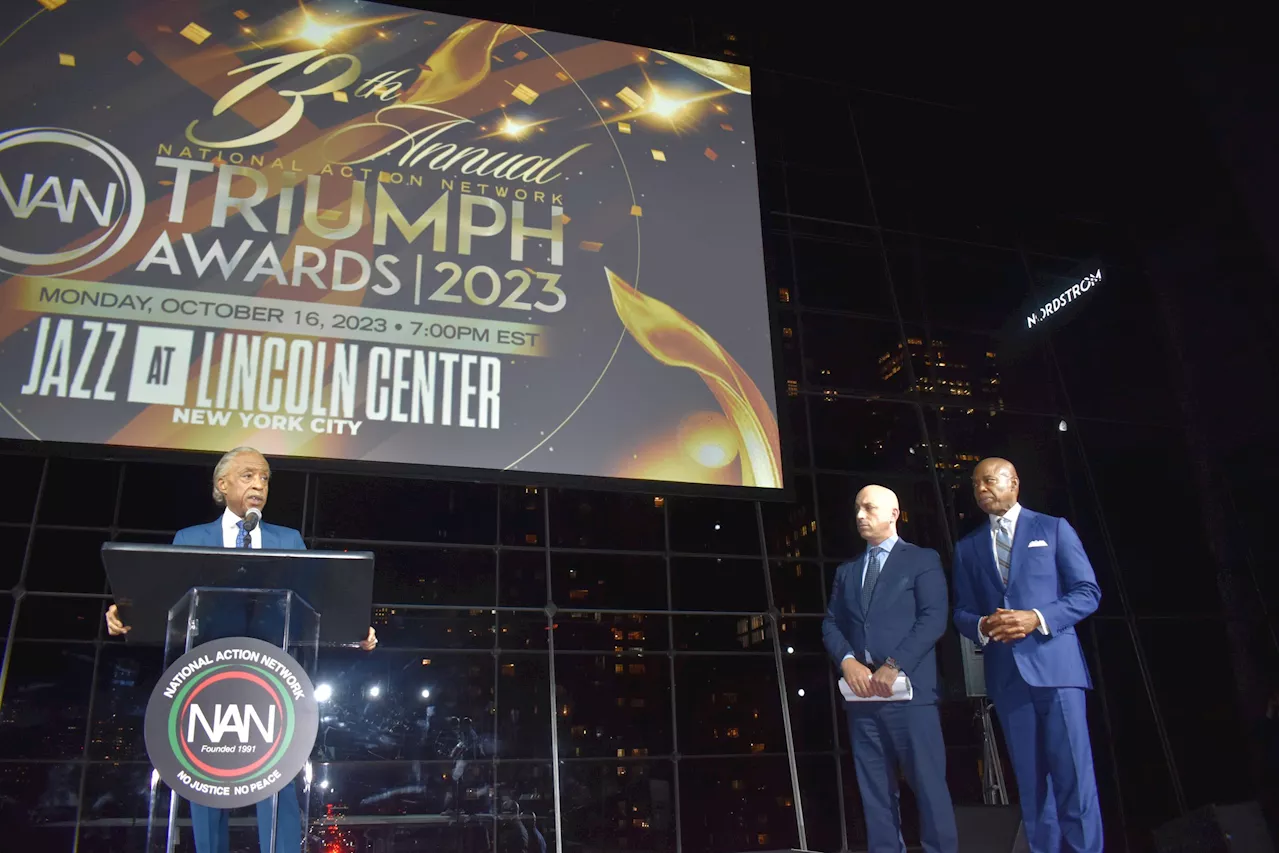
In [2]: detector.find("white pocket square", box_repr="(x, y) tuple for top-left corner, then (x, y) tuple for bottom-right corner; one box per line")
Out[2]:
(1028, 540), (1049, 548)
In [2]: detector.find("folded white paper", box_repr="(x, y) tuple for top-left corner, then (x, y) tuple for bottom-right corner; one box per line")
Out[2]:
(838, 673), (913, 702)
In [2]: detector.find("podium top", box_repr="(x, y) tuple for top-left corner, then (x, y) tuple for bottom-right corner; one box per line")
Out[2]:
(101, 542), (374, 645)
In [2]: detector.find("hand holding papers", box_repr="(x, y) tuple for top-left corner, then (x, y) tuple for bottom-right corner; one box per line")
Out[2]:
(839, 672), (913, 702)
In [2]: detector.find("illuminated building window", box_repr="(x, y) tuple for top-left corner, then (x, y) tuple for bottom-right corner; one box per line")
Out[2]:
(750, 743), (766, 753)
(986, 351), (996, 358)
(777, 287), (791, 303)
(524, 533), (538, 544)
(615, 663), (624, 674)
(786, 379), (799, 397)
(617, 748), (626, 757)
(907, 337), (923, 345)
(617, 767), (627, 776)
(569, 589), (589, 601)
(731, 779), (742, 791)
(758, 834), (770, 845)
(726, 727), (740, 738)
(502, 663), (514, 675)
(627, 631), (644, 641)
(628, 663), (646, 675)
(421, 658), (432, 666)
(632, 748), (648, 756)
(653, 496), (665, 508)
(782, 326), (793, 339)
(571, 725), (587, 737)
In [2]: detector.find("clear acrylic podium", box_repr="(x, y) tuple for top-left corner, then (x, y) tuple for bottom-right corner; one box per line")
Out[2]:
(148, 587), (319, 853)
(100, 543), (375, 853)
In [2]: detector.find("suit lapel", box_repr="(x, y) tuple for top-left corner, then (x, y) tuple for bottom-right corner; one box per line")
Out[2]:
(1007, 510), (1035, 586)
(850, 553), (867, 617)
(866, 544), (900, 612)
(975, 527), (1003, 591)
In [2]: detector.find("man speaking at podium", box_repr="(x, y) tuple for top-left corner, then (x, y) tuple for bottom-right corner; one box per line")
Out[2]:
(105, 446), (377, 853)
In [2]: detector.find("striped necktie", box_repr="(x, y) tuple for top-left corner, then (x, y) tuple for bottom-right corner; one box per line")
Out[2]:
(994, 517), (1012, 585)
(236, 520), (252, 549)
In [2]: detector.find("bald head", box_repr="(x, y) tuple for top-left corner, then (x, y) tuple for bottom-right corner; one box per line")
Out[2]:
(973, 457), (1020, 515)
(854, 484), (900, 545)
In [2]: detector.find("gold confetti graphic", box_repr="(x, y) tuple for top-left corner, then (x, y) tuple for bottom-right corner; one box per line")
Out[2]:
(332, 90), (349, 103)
(616, 86), (645, 110)
(58, 53), (75, 67)
(604, 268), (782, 488)
(37, 0), (67, 10)
(180, 22), (212, 45)
(651, 149), (666, 162)
(514, 50), (528, 60)
(233, 9), (250, 20)
(720, 123), (734, 131)
(630, 205), (643, 217)
(617, 122), (632, 134)
(555, 71), (570, 82)
(404, 19), (508, 106)
(579, 241), (603, 252)
(704, 148), (718, 161)
(653, 50), (752, 95)
(511, 83), (539, 105)
(126, 51), (144, 65)
(560, 214), (572, 225)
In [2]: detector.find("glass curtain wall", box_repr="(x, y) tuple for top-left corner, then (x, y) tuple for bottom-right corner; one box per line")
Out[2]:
(0, 54), (1212, 853)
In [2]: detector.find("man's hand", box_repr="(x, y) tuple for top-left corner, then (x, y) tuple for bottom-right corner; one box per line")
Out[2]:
(983, 609), (1041, 643)
(359, 626), (378, 651)
(105, 604), (130, 636)
(841, 657), (874, 699)
(870, 664), (899, 698)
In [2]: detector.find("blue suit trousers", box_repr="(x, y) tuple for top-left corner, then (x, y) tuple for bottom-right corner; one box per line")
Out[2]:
(993, 676), (1103, 853)
(847, 702), (958, 853)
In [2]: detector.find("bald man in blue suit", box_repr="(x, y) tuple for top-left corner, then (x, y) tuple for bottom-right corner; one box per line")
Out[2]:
(953, 458), (1103, 853)
(824, 485), (957, 853)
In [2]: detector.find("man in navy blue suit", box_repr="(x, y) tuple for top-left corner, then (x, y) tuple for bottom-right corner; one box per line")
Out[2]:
(823, 485), (957, 853)
(106, 446), (376, 853)
(952, 458), (1102, 853)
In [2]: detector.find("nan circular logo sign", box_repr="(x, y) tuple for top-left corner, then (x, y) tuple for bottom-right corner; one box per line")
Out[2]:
(144, 637), (319, 809)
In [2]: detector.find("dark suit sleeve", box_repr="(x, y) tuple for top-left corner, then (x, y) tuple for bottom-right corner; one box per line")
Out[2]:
(1037, 518), (1101, 633)
(886, 549), (948, 675)
(952, 538), (985, 643)
(821, 562), (855, 667)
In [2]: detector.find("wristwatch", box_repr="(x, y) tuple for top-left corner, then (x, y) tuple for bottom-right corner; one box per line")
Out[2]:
(883, 657), (900, 671)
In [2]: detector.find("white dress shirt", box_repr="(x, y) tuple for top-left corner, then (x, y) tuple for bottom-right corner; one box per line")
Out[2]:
(221, 507), (262, 549)
(979, 502), (1049, 645)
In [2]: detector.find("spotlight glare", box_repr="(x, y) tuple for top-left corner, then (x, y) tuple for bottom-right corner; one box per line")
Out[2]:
(368, 684), (382, 699)
(314, 683), (333, 703)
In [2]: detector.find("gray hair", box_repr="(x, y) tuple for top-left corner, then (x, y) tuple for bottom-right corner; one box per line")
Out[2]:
(212, 446), (265, 505)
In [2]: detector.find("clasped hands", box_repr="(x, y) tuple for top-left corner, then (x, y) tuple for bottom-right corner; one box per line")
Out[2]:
(841, 657), (899, 699)
(105, 604), (379, 650)
(979, 608), (1040, 643)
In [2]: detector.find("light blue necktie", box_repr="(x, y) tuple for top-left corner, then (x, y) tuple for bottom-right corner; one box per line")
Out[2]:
(236, 519), (251, 549)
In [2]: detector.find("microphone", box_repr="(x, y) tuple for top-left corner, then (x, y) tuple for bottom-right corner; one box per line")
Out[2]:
(243, 507), (262, 532)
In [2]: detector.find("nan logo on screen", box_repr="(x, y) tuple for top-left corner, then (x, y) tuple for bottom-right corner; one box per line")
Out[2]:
(0, 127), (146, 276)
(144, 636), (319, 809)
